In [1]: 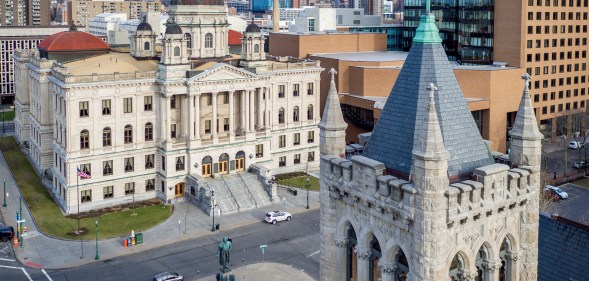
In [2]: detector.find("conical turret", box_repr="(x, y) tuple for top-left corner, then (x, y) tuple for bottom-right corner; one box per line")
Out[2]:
(509, 73), (543, 166)
(318, 68), (347, 156)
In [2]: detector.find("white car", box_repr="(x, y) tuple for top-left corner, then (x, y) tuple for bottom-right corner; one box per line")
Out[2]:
(153, 271), (183, 281)
(265, 211), (292, 224)
(568, 141), (584, 149)
(544, 185), (569, 199)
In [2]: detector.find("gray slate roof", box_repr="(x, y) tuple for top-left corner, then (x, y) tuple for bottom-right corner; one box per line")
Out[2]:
(538, 214), (589, 281)
(362, 43), (493, 177)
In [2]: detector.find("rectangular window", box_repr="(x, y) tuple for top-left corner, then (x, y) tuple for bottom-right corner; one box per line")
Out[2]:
(146, 179), (155, 191)
(176, 156), (185, 171)
(124, 157), (134, 172)
(307, 82), (314, 95)
(161, 155), (166, 171)
(294, 133), (300, 145)
(145, 123), (153, 141)
(293, 84), (299, 96)
(81, 190), (92, 203)
(223, 93), (229, 104)
(207, 94), (212, 106)
(102, 99), (111, 115)
(308, 151), (315, 162)
(278, 85), (285, 98)
(256, 144), (263, 158)
(144, 96), (153, 111)
(294, 154), (301, 164)
(205, 120), (211, 134)
(80, 163), (91, 179)
(125, 182), (135, 195)
(145, 154), (154, 169)
(103, 186), (113, 199)
(279, 135), (286, 148)
(124, 98), (133, 113)
(170, 96), (176, 109)
(279, 156), (286, 167)
(224, 118), (229, 131)
(79, 101), (89, 117)
(171, 124), (177, 138)
(308, 131), (315, 143)
(103, 160), (113, 176)
(308, 18), (315, 31)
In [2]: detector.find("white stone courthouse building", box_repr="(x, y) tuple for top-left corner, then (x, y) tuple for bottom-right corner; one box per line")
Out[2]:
(319, 7), (542, 281)
(13, 3), (322, 214)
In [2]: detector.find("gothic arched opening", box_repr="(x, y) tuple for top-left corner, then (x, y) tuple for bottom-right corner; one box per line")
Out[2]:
(499, 236), (517, 281)
(395, 250), (409, 281)
(369, 236), (382, 281)
(449, 253), (466, 281)
(346, 226), (358, 281)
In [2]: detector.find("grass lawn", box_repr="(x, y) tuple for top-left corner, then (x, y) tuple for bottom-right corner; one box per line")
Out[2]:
(0, 137), (172, 240)
(277, 175), (320, 191)
(0, 110), (14, 121)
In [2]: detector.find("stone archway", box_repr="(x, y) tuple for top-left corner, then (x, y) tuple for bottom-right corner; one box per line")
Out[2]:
(235, 150), (245, 171)
(346, 225), (358, 281)
(447, 250), (476, 281)
(499, 235), (518, 281)
(474, 243), (501, 281)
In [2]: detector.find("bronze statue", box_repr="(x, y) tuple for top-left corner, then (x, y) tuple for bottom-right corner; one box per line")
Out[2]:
(217, 236), (232, 273)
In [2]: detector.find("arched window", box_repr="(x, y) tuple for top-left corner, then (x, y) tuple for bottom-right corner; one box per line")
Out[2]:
(307, 104), (314, 120)
(144, 122), (153, 141)
(205, 33), (213, 48)
(254, 44), (260, 53)
(124, 125), (133, 144)
(184, 33), (192, 48)
(102, 127), (112, 147)
(278, 108), (285, 124)
(80, 130), (89, 149)
(144, 41), (150, 50)
(173, 46), (180, 56)
(293, 106), (299, 122)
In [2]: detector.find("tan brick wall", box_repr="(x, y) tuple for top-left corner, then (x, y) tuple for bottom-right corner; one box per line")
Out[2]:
(269, 33), (387, 58)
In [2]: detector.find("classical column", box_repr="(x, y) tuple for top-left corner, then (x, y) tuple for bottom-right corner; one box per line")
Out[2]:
(264, 87), (269, 127)
(379, 262), (397, 281)
(212, 92), (218, 139)
(334, 237), (349, 281)
(505, 251), (519, 281)
(240, 90), (246, 134)
(229, 90), (235, 137)
(188, 95), (194, 140)
(354, 246), (371, 281)
(249, 89), (255, 132)
(178, 95), (185, 139)
(457, 269), (478, 281)
(257, 88), (263, 129)
(483, 260), (502, 281)
(194, 93), (201, 140)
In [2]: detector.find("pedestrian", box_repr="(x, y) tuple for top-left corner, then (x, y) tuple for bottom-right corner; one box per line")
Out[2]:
(228, 236), (232, 243)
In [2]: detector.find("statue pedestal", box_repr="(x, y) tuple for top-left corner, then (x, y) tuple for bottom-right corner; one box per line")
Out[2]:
(216, 269), (235, 281)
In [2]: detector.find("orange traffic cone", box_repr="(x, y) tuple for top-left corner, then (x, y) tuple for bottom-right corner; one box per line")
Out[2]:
(13, 237), (18, 247)
(124, 238), (128, 248)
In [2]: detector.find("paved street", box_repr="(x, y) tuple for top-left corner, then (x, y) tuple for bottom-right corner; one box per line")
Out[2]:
(549, 183), (589, 224)
(45, 209), (320, 281)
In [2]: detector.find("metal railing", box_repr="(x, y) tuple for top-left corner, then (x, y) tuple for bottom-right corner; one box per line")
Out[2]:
(237, 172), (257, 208)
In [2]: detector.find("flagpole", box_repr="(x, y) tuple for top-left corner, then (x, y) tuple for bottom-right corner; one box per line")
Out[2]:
(77, 166), (83, 259)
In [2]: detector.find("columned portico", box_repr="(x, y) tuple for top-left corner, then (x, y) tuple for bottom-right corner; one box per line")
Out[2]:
(257, 88), (263, 130)
(248, 89), (255, 132)
(194, 93), (201, 141)
(241, 90), (246, 134)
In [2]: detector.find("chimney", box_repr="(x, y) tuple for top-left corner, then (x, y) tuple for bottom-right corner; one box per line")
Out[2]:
(273, 0), (279, 32)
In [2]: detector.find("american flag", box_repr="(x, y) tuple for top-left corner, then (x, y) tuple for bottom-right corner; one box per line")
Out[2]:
(77, 167), (91, 179)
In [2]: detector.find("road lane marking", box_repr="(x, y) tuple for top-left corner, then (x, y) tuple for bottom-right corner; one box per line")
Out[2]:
(0, 258), (16, 261)
(306, 250), (320, 257)
(0, 265), (33, 281)
(42, 269), (54, 281)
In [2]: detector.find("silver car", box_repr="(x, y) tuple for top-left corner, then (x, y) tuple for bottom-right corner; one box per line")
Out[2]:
(265, 211), (292, 224)
(153, 271), (183, 281)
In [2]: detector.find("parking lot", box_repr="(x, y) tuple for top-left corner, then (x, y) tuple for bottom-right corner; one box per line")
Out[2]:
(550, 182), (589, 224)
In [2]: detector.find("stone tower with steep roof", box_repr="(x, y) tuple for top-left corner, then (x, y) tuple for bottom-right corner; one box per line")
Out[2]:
(318, 68), (347, 156)
(319, 1), (541, 280)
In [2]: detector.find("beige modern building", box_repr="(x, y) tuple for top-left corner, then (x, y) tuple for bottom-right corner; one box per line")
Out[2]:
(269, 32), (387, 58)
(68, 0), (160, 28)
(0, 0), (50, 26)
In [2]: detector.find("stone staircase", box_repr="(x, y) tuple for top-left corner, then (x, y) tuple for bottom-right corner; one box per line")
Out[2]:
(202, 172), (273, 215)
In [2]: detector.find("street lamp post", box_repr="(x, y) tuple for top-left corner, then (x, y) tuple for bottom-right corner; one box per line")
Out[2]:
(210, 189), (215, 232)
(305, 177), (310, 209)
(95, 221), (99, 260)
(2, 180), (6, 207)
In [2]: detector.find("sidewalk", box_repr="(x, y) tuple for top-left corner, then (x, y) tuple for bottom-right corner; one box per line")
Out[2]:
(0, 150), (320, 271)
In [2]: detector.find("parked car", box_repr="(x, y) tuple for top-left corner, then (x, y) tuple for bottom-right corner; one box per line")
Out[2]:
(568, 141), (584, 149)
(544, 185), (569, 199)
(265, 211), (292, 224)
(574, 161), (589, 169)
(153, 271), (183, 281)
(0, 226), (14, 242)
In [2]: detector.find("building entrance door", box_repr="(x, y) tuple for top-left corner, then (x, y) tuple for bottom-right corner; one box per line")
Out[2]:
(235, 158), (244, 171)
(175, 183), (185, 197)
(219, 161), (228, 174)
(202, 163), (212, 177)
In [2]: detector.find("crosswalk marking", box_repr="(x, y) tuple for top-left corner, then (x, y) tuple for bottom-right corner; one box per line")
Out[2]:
(0, 265), (33, 281)
(42, 269), (54, 281)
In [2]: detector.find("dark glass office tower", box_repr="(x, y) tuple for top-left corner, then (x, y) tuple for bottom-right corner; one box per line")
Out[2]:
(403, 0), (494, 65)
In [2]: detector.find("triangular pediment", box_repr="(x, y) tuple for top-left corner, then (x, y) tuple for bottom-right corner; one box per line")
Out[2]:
(189, 63), (258, 82)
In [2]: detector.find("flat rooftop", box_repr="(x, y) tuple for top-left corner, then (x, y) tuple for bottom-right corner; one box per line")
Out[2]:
(309, 51), (408, 62)
(64, 52), (157, 75)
